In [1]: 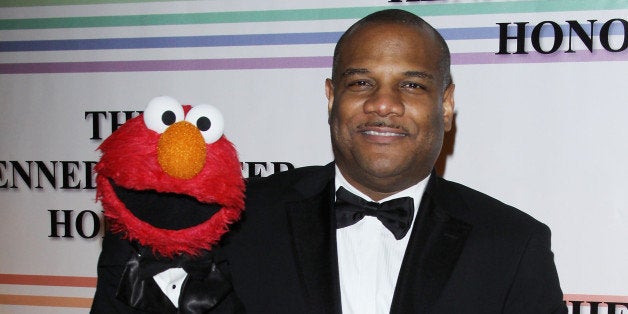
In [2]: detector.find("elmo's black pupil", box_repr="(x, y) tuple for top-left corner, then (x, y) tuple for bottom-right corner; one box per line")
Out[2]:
(162, 111), (176, 125)
(197, 117), (211, 131)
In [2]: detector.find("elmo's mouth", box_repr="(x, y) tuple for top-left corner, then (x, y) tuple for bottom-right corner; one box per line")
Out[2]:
(110, 179), (221, 230)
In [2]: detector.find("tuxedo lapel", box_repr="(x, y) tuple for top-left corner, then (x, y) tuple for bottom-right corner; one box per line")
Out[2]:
(391, 174), (473, 314)
(285, 166), (341, 314)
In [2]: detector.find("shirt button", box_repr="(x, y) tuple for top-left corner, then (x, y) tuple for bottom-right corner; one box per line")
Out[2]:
(172, 285), (176, 289)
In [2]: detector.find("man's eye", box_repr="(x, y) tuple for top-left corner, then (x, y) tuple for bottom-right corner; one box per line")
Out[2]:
(402, 82), (424, 89)
(348, 80), (371, 87)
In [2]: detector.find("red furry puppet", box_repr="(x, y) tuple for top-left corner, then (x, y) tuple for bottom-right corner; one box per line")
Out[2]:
(90, 96), (245, 313)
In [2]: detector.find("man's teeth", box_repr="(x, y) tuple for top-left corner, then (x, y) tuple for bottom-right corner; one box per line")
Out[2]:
(363, 130), (404, 136)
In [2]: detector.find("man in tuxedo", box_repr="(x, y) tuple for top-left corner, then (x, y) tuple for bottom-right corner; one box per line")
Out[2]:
(223, 9), (566, 314)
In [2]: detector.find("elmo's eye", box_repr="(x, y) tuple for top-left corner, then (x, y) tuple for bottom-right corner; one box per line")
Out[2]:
(185, 104), (224, 144)
(143, 96), (184, 134)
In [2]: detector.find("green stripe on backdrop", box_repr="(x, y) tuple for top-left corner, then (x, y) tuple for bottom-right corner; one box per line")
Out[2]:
(0, 0), (626, 30)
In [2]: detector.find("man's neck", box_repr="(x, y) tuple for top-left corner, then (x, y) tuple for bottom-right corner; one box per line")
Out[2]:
(334, 165), (429, 203)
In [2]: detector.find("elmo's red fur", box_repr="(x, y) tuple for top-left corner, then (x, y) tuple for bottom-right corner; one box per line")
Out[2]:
(96, 104), (244, 258)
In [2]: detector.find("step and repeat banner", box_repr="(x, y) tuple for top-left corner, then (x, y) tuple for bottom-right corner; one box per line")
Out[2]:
(1, 0), (627, 313)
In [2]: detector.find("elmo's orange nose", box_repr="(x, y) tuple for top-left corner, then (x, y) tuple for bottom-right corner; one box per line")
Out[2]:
(158, 121), (206, 179)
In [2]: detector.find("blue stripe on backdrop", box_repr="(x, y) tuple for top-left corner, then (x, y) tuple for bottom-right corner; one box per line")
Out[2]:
(3, 23), (619, 52)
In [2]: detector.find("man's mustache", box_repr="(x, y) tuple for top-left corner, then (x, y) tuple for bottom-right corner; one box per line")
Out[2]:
(357, 121), (409, 133)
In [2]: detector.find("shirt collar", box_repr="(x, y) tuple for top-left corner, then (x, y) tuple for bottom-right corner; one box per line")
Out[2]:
(333, 165), (429, 215)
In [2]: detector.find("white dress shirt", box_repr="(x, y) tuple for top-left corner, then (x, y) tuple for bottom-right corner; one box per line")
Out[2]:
(335, 166), (428, 314)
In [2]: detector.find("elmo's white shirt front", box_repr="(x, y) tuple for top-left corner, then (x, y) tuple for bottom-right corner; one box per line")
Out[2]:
(153, 268), (187, 308)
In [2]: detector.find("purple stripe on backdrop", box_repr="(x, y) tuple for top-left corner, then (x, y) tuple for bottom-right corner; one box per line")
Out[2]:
(1, 51), (626, 74)
(455, 50), (628, 65)
(0, 56), (333, 74)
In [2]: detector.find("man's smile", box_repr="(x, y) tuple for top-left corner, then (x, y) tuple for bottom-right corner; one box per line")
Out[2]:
(361, 130), (406, 137)
(357, 122), (409, 142)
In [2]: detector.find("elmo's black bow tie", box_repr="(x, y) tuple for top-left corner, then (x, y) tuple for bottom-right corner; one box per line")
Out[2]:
(116, 247), (242, 313)
(334, 186), (414, 240)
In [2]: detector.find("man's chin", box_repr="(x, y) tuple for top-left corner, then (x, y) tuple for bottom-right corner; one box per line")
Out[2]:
(352, 161), (407, 182)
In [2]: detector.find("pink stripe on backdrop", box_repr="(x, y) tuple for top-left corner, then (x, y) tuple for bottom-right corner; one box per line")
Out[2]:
(563, 294), (628, 303)
(0, 294), (93, 308)
(0, 274), (96, 287)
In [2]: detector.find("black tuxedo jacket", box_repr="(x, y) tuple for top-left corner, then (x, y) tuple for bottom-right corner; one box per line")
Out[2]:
(222, 163), (567, 314)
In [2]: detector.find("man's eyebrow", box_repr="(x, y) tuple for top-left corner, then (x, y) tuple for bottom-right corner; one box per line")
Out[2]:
(341, 68), (369, 77)
(340, 68), (435, 80)
(404, 71), (435, 80)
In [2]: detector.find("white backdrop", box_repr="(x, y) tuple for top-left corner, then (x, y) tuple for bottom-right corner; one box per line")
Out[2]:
(1, 0), (627, 313)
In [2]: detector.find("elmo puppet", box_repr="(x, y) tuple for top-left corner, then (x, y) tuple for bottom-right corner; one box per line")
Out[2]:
(91, 96), (245, 313)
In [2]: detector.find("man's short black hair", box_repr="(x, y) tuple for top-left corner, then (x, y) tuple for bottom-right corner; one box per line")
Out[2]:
(331, 9), (452, 89)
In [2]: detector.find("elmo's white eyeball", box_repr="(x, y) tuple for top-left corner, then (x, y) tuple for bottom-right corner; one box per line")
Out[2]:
(143, 96), (184, 134)
(185, 104), (225, 144)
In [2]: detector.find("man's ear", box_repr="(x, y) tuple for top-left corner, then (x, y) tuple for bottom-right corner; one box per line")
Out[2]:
(442, 83), (455, 132)
(325, 78), (335, 117)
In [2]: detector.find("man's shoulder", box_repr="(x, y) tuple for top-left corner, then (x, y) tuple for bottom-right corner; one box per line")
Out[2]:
(435, 177), (547, 231)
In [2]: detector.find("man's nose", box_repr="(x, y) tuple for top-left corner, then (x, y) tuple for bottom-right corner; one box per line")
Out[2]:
(363, 86), (404, 117)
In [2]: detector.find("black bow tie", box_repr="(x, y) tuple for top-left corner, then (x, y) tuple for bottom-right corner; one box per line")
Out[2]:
(334, 186), (414, 240)
(116, 247), (243, 313)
